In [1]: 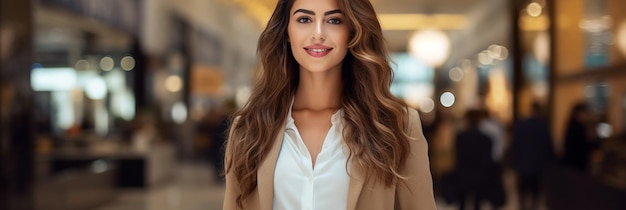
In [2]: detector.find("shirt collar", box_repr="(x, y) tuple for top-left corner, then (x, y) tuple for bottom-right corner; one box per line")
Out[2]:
(330, 109), (344, 125)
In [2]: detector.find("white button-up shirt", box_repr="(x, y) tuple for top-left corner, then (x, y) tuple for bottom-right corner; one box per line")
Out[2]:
(273, 107), (350, 210)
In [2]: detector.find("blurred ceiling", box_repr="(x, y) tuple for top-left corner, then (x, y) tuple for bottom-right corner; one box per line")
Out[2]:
(227, 0), (512, 69)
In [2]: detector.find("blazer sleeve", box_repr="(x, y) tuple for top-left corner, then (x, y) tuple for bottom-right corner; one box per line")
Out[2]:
(223, 117), (241, 210)
(396, 109), (437, 210)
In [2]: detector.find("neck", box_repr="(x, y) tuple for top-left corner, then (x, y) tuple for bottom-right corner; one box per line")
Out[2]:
(293, 66), (342, 111)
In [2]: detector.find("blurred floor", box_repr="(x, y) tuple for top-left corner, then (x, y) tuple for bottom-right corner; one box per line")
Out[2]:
(92, 163), (225, 210)
(91, 162), (546, 210)
(437, 169), (547, 210)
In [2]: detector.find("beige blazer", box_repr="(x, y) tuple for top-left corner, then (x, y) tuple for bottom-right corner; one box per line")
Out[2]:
(223, 108), (436, 210)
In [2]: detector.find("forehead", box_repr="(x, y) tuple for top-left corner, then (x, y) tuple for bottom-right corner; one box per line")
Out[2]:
(290, 0), (340, 13)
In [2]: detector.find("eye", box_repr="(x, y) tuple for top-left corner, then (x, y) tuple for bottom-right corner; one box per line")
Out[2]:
(328, 18), (342, 24)
(297, 17), (312, 23)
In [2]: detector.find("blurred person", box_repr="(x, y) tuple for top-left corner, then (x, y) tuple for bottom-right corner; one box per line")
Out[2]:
(512, 102), (555, 210)
(223, 0), (435, 209)
(478, 108), (507, 209)
(479, 109), (505, 164)
(453, 109), (500, 210)
(562, 102), (596, 172)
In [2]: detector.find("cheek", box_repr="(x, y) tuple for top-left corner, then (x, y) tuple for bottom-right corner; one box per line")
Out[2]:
(340, 32), (349, 46)
(287, 22), (300, 40)
(335, 30), (350, 49)
(288, 23), (306, 42)
(287, 23), (294, 42)
(287, 25), (298, 52)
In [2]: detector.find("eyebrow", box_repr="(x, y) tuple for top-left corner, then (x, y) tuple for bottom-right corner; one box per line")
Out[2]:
(292, 9), (343, 16)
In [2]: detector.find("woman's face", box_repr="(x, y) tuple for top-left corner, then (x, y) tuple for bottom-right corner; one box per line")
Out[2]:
(287, 0), (349, 73)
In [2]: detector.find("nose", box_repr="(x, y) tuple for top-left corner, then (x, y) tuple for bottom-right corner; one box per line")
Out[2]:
(312, 21), (326, 42)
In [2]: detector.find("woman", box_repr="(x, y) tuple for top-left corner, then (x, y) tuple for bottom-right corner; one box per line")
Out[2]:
(562, 102), (594, 172)
(223, 0), (435, 209)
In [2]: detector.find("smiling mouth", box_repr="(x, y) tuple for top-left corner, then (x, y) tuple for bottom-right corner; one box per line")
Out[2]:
(306, 48), (331, 52)
(304, 48), (333, 57)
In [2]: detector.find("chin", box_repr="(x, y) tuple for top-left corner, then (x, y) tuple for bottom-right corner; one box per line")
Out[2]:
(299, 59), (343, 72)
(300, 63), (340, 73)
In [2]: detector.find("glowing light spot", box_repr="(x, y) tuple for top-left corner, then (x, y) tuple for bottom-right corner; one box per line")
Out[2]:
(440, 92), (456, 108)
(449, 67), (464, 82)
(526, 2), (542, 17)
(100, 57), (114, 71)
(165, 75), (183, 92)
(120, 56), (136, 71)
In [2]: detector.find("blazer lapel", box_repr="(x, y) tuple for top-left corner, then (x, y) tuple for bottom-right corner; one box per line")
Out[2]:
(346, 161), (365, 210)
(257, 123), (286, 210)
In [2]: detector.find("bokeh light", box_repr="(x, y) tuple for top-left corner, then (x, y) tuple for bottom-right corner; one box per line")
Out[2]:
(440, 92), (456, 108)
(526, 2), (543, 17)
(449, 67), (464, 82)
(172, 102), (187, 124)
(75, 59), (90, 70)
(99, 57), (114, 71)
(85, 76), (108, 100)
(488, 45), (509, 60)
(419, 98), (435, 113)
(618, 20), (626, 57)
(533, 31), (550, 64)
(409, 29), (451, 67)
(477, 51), (493, 65)
(120, 56), (136, 71)
(597, 122), (612, 139)
(165, 75), (183, 92)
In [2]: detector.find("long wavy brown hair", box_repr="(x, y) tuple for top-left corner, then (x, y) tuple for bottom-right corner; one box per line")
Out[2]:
(225, 0), (411, 208)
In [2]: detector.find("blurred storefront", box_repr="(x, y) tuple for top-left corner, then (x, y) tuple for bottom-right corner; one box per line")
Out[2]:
(550, 0), (626, 196)
(529, 0), (626, 208)
(2, 0), (262, 209)
(382, 0), (626, 208)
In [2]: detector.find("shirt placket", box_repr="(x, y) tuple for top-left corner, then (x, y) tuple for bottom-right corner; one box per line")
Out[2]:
(301, 173), (314, 210)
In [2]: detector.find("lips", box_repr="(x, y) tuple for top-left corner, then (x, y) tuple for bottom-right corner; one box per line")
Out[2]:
(304, 44), (333, 57)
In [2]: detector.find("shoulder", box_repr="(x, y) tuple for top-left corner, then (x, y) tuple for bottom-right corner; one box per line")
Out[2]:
(231, 116), (241, 126)
(225, 116), (242, 149)
(402, 108), (428, 155)
(406, 108), (420, 126)
(226, 116), (241, 136)
(395, 109), (436, 209)
(404, 108), (424, 138)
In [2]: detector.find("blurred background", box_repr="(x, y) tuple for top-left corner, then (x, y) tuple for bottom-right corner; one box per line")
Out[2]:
(1, 0), (626, 209)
